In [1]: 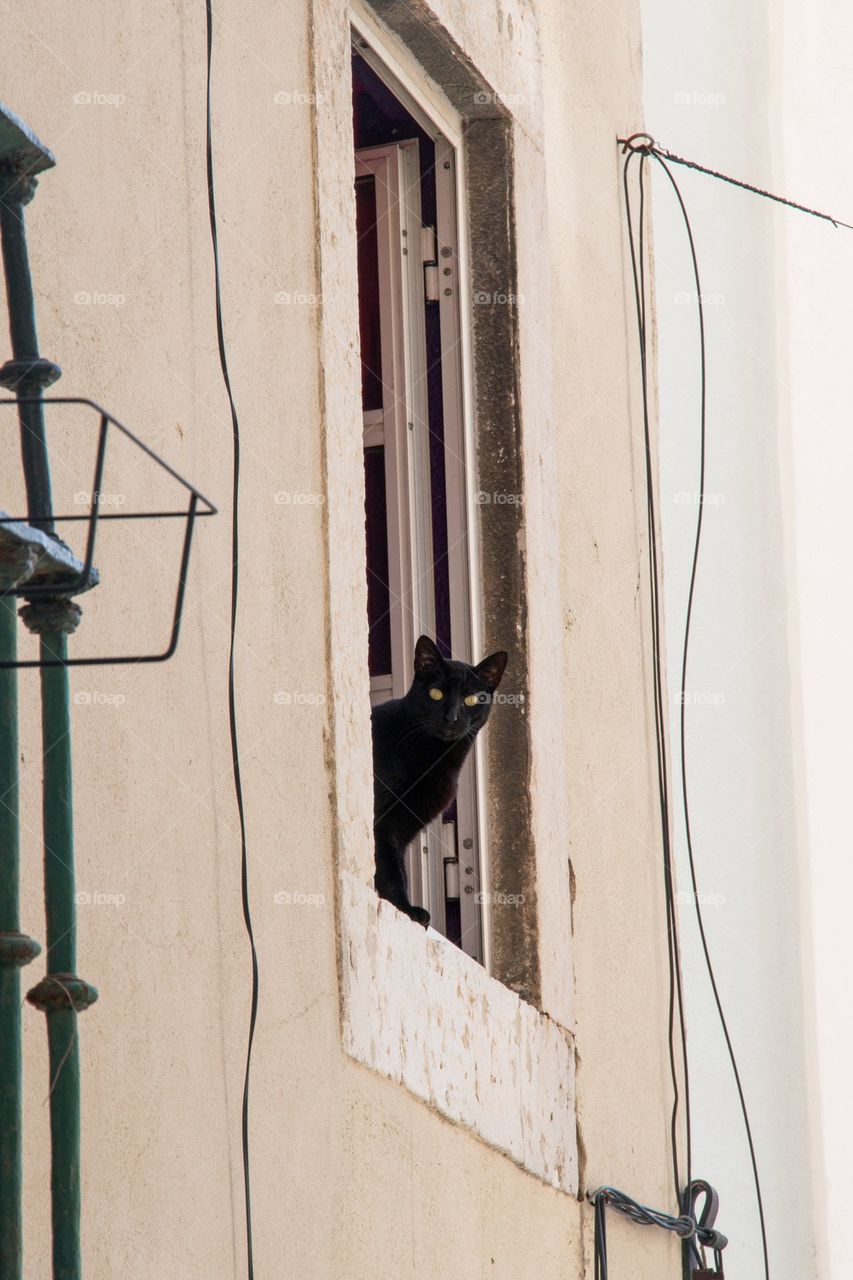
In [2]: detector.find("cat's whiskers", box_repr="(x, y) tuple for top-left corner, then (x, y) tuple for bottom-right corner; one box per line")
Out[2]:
(394, 718), (431, 750)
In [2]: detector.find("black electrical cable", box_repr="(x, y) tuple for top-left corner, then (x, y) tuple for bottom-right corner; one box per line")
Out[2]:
(622, 146), (691, 1209)
(621, 135), (771, 1280)
(619, 134), (853, 233)
(591, 1184), (732, 1279)
(654, 147), (771, 1280)
(205, 4), (258, 1277)
(592, 1187), (696, 1240)
(639, 157), (694, 1203)
(593, 1189), (608, 1280)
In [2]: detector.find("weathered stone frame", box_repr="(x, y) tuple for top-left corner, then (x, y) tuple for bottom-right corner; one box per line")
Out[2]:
(311, 0), (576, 1190)
(463, 117), (535, 1001)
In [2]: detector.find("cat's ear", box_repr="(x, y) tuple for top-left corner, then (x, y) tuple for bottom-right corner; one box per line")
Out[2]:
(414, 635), (443, 679)
(475, 650), (508, 691)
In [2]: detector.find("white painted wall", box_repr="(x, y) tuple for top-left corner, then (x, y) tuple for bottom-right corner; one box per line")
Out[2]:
(2, 0), (686, 1275)
(639, 0), (852, 1274)
(775, 3), (853, 1274)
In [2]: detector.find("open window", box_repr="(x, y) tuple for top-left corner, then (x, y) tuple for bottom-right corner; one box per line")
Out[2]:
(352, 43), (486, 963)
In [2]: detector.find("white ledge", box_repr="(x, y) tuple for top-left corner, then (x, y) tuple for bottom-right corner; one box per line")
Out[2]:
(339, 872), (577, 1193)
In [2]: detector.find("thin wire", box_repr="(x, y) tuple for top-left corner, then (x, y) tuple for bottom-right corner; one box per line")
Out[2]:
(641, 153), (692, 1200)
(630, 148), (683, 1200)
(43, 977), (78, 1100)
(642, 156), (693, 1201)
(622, 146), (691, 1207)
(205, 4), (258, 1277)
(648, 148), (772, 1280)
(639, 149), (693, 1203)
(619, 134), (853, 232)
(624, 149), (680, 1195)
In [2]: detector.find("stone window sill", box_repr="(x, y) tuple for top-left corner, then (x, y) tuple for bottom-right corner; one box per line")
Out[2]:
(339, 872), (577, 1192)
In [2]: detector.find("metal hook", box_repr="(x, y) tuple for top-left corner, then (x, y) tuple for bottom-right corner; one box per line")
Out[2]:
(619, 132), (656, 155)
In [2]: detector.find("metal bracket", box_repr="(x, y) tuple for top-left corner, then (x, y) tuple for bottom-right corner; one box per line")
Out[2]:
(0, 397), (216, 668)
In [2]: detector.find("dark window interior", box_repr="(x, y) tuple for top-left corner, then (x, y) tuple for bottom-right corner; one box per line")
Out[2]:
(355, 176), (383, 414)
(363, 444), (392, 676)
(354, 52), (463, 945)
(353, 53), (452, 665)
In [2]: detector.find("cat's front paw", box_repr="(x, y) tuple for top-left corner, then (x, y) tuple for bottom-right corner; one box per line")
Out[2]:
(407, 905), (431, 929)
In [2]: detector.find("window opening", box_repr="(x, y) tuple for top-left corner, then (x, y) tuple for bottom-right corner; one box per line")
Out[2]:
(352, 46), (484, 961)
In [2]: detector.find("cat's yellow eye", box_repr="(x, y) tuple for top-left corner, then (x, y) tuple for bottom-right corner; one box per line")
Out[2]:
(429, 687), (444, 701)
(463, 694), (479, 707)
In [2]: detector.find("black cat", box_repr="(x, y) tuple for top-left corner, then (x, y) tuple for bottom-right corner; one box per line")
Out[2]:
(372, 634), (508, 927)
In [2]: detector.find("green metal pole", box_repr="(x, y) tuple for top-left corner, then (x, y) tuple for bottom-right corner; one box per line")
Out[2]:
(0, 117), (58, 1280)
(0, 111), (95, 1280)
(0, 594), (23, 1280)
(24, 615), (96, 1280)
(40, 626), (82, 1280)
(0, 589), (41, 1280)
(38, 631), (76, 974)
(0, 596), (23, 1280)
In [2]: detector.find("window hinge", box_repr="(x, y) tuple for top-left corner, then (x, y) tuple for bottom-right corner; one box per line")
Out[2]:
(443, 855), (460, 899)
(421, 225), (439, 302)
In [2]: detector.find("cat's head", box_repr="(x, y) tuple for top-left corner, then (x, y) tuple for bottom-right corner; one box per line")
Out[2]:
(408, 635), (508, 742)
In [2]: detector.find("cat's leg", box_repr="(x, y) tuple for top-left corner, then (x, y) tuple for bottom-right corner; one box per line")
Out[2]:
(374, 833), (430, 928)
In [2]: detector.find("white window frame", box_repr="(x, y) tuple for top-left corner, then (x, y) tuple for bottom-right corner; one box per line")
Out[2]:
(358, 140), (444, 925)
(359, 143), (435, 706)
(352, 14), (491, 967)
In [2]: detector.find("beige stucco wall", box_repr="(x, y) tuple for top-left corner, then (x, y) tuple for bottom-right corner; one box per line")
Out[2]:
(4, 1), (679, 1276)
